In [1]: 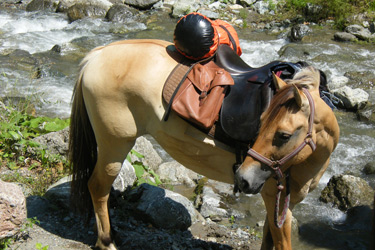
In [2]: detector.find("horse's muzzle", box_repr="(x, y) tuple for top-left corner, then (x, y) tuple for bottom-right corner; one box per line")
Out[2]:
(234, 163), (270, 194)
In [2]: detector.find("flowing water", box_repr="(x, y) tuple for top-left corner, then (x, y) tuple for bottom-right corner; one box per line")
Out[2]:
(1, 8), (374, 250)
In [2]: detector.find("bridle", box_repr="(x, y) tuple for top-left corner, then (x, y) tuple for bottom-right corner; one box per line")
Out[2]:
(247, 88), (316, 228)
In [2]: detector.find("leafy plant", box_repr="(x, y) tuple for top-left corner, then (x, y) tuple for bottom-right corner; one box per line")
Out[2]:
(127, 150), (162, 187)
(35, 243), (49, 250)
(0, 102), (70, 195)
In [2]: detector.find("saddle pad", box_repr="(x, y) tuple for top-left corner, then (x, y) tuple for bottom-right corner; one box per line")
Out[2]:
(163, 62), (191, 104)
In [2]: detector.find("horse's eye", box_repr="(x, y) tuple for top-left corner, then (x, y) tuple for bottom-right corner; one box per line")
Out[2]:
(278, 132), (292, 141)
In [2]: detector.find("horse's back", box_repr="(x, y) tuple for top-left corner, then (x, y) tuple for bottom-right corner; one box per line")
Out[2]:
(80, 40), (178, 142)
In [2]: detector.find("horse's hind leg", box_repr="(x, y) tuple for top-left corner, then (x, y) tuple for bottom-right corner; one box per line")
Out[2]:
(88, 139), (135, 250)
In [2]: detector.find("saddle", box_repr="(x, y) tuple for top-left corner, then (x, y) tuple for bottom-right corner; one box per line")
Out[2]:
(163, 45), (303, 146)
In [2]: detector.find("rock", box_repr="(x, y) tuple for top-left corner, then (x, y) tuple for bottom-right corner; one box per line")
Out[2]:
(289, 24), (312, 42)
(32, 127), (69, 157)
(198, 9), (220, 20)
(156, 161), (200, 187)
(370, 22), (375, 33)
(252, 1), (269, 15)
(171, 0), (199, 18)
(239, 0), (256, 7)
(124, 0), (160, 9)
(357, 104), (375, 123)
(328, 75), (349, 90)
(66, 1), (113, 22)
(334, 32), (358, 42)
(132, 135), (163, 170)
(106, 4), (140, 22)
(320, 174), (375, 211)
(332, 86), (369, 110)
(345, 24), (372, 41)
(128, 183), (203, 230)
(112, 159), (136, 193)
(199, 185), (228, 219)
(45, 176), (72, 209)
(363, 162), (375, 175)
(26, 0), (58, 12)
(0, 180), (27, 240)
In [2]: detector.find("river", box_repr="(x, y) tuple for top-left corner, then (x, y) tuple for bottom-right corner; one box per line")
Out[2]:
(1, 8), (374, 250)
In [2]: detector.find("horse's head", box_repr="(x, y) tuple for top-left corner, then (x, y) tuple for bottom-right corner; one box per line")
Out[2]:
(234, 66), (321, 194)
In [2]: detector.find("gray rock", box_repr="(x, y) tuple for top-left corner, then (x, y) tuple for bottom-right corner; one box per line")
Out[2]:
(133, 136), (163, 170)
(239, 0), (256, 7)
(67, 1), (112, 22)
(45, 176), (72, 208)
(112, 159), (136, 193)
(128, 184), (203, 230)
(357, 104), (375, 123)
(345, 24), (372, 41)
(124, 0), (160, 9)
(171, 0), (199, 18)
(332, 86), (369, 110)
(363, 162), (375, 175)
(328, 75), (349, 91)
(198, 9), (220, 20)
(106, 4), (140, 22)
(320, 174), (375, 211)
(157, 161), (200, 187)
(252, 1), (269, 15)
(289, 24), (312, 42)
(334, 32), (358, 42)
(32, 127), (69, 157)
(0, 180), (27, 240)
(26, 0), (58, 12)
(199, 186), (228, 219)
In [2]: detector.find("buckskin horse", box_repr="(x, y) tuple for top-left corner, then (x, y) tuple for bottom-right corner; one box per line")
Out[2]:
(69, 39), (340, 250)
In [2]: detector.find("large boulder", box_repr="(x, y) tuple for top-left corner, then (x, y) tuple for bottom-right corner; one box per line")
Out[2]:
(127, 183), (203, 230)
(345, 24), (373, 41)
(32, 127), (69, 157)
(66, 0), (113, 22)
(334, 32), (358, 42)
(320, 174), (375, 211)
(0, 180), (27, 240)
(26, 0), (58, 12)
(105, 4), (140, 22)
(332, 86), (369, 110)
(156, 161), (200, 187)
(289, 24), (312, 42)
(124, 0), (160, 9)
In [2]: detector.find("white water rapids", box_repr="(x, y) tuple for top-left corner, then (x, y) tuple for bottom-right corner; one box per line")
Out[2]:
(1, 9), (374, 249)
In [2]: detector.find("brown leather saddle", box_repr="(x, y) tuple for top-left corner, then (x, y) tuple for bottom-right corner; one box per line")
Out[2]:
(163, 45), (304, 146)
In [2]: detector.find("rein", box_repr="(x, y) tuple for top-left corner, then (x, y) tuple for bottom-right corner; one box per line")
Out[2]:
(247, 88), (316, 228)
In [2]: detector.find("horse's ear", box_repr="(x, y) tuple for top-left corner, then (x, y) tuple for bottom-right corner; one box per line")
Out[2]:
(292, 84), (303, 108)
(273, 72), (287, 90)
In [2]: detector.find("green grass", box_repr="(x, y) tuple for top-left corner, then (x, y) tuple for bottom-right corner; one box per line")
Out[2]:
(0, 100), (70, 196)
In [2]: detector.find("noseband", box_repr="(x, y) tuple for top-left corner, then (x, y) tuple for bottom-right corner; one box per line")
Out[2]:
(247, 88), (316, 228)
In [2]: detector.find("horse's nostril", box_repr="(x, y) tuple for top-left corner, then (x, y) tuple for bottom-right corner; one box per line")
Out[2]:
(241, 178), (249, 190)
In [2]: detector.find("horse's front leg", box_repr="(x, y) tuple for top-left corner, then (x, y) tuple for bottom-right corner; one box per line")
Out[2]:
(262, 187), (293, 250)
(261, 216), (274, 250)
(88, 148), (127, 250)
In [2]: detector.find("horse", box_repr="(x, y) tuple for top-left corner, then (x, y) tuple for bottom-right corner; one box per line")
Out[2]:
(69, 39), (340, 250)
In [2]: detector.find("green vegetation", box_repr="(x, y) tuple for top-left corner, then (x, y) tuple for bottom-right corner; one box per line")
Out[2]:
(127, 149), (162, 187)
(0, 100), (70, 196)
(282, 0), (375, 29)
